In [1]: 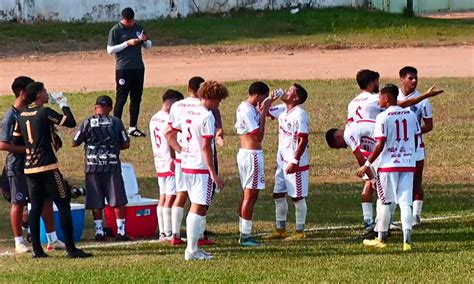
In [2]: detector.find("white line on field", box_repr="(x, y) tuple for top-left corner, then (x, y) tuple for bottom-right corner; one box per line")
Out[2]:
(0, 214), (470, 256)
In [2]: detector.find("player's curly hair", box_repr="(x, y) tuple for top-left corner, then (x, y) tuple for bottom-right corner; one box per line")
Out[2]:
(197, 81), (229, 100)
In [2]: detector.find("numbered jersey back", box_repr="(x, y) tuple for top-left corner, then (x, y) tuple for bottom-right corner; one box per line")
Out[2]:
(150, 111), (173, 174)
(347, 91), (382, 124)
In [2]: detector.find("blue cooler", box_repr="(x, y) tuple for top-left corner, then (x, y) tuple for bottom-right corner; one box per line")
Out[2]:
(37, 203), (85, 244)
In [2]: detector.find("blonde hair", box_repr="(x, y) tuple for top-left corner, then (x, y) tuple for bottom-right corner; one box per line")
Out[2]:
(197, 81), (229, 100)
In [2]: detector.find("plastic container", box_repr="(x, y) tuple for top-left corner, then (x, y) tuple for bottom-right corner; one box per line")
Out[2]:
(35, 203), (85, 244)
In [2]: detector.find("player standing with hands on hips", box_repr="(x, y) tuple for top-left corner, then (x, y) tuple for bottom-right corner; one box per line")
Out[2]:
(107, 7), (152, 137)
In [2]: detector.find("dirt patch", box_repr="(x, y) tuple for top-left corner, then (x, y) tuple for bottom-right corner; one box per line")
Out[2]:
(0, 46), (472, 95)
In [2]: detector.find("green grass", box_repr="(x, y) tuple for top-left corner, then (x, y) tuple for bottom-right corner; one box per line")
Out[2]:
(1, 7), (473, 56)
(0, 78), (472, 281)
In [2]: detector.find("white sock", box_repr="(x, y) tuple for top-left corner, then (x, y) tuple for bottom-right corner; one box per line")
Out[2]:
(241, 218), (252, 236)
(239, 216), (243, 233)
(275, 197), (288, 229)
(14, 236), (24, 246)
(94, 220), (104, 235)
(199, 216), (207, 239)
(413, 200), (423, 216)
(46, 231), (58, 243)
(295, 199), (307, 232)
(157, 206), (164, 235)
(362, 202), (374, 224)
(186, 212), (204, 254)
(163, 207), (172, 236)
(374, 199), (382, 231)
(377, 203), (391, 241)
(400, 204), (413, 242)
(116, 219), (126, 236)
(172, 206), (184, 238)
(389, 202), (397, 223)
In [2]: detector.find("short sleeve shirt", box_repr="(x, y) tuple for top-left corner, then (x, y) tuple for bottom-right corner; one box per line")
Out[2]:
(107, 22), (146, 70)
(343, 119), (376, 155)
(149, 111), (174, 176)
(0, 107), (25, 176)
(235, 101), (260, 135)
(73, 115), (129, 173)
(347, 92), (382, 124)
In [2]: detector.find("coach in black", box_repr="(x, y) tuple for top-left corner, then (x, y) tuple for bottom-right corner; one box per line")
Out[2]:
(107, 7), (152, 138)
(72, 95), (130, 242)
(13, 82), (92, 258)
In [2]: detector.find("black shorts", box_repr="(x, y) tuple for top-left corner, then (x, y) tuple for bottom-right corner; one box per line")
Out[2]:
(85, 172), (128, 209)
(26, 169), (70, 202)
(9, 174), (28, 205)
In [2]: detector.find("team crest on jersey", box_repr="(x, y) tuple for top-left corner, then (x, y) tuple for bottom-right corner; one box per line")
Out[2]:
(118, 79), (126, 86)
(136, 31), (142, 37)
(15, 192), (23, 201)
(91, 118), (99, 127)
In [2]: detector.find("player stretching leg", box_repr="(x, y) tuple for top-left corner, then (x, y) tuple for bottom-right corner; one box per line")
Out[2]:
(358, 84), (421, 251)
(265, 84), (310, 241)
(168, 81), (228, 260)
(235, 82), (271, 246)
(150, 90), (184, 242)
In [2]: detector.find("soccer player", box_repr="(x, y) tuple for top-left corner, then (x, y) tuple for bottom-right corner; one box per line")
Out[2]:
(149, 89), (184, 241)
(357, 84), (421, 251)
(398, 66), (440, 225)
(13, 82), (92, 258)
(0, 76), (65, 253)
(168, 80), (228, 260)
(235, 81), (271, 246)
(325, 119), (377, 237)
(265, 83), (310, 241)
(72, 95), (130, 241)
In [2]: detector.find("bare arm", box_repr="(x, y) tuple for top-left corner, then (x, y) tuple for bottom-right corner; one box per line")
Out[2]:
(352, 149), (367, 167)
(286, 135), (308, 174)
(0, 141), (26, 154)
(421, 118), (433, 134)
(357, 139), (385, 178)
(165, 127), (182, 153)
(398, 85), (444, 108)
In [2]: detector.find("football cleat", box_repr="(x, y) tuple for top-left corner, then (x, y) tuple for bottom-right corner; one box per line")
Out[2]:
(284, 231), (306, 241)
(32, 251), (49, 258)
(65, 248), (92, 258)
(15, 242), (31, 254)
(46, 240), (66, 251)
(389, 223), (402, 231)
(239, 236), (260, 247)
(413, 215), (422, 226)
(197, 237), (215, 246)
(403, 243), (413, 252)
(262, 229), (289, 240)
(185, 250), (214, 261)
(158, 233), (171, 243)
(115, 234), (131, 242)
(128, 127), (147, 138)
(95, 233), (106, 241)
(358, 229), (377, 240)
(171, 236), (186, 246)
(364, 221), (376, 231)
(363, 238), (387, 249)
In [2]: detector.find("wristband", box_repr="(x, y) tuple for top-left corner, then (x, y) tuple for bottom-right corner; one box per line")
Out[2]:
(290, 158), (299, 165)
(364, 160), (372, 167)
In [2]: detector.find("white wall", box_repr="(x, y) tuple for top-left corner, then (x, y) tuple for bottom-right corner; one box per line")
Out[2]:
(0, 0), (361, 22)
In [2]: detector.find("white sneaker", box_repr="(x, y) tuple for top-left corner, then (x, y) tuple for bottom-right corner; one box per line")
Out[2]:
(46, 240), (66, 251)
(158, 234), (172, 243)
(389, 223), (402, 231)
(15, 242), (31, 254)
(184, 250), (214, 261)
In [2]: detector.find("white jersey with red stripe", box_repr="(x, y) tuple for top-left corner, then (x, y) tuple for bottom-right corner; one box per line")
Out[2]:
(149, 110), (174, 176)
(235, 101), (260, 135)
(171, 104), (215, 173)
(269, 104), (310, 168)
(347, 91), (382, 124)
(168, 97), (201, 160)
(374, 106), (421, 172)
(343, 119), (376, 157)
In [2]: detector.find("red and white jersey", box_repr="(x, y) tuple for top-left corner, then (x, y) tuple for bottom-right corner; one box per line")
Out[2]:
(347, 91), (382, 124)
(343, 119), (376, 157)
(150, 111), (174, 176)
(168, 97), (201, 160)
(235, 101), (260, 135)
(374, 106), (421, 172)
(269, 104), (310, 168)
(397, 89), (433, 123)
(171, 105), (215, 173)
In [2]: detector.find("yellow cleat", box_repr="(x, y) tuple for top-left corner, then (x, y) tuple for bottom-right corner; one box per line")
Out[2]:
(363, 238), (387, 249)
(262, 229), (289, 240)
(403, 243), (412, 252)
(284, 231), (306, 241)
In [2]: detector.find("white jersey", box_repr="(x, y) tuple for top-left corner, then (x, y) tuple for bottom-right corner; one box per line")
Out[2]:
(269, 104), (310, 168)
(374, 106), (421, 172)
(397, 89), (433, 123)
(171, 105), (215, 173)
(235, 101), (260, 135)
(150, 111), (174, 176)
(347, 91), (382, 124)
(343, 119), (376, 157)
(168, 97), (201, 160)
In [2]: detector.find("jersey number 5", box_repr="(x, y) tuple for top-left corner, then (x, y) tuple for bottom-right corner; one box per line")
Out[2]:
(394, 119), (409, 142)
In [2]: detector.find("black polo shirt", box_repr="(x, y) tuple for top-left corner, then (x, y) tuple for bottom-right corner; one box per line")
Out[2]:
(107, 22), (147, 70)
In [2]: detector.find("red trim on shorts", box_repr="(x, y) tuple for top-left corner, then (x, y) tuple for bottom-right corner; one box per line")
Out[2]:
(202, 135), (214, 139)
(249, 128), (259, 135)
(374, 172), (386, 204)
(297, 165), (310, 172)
(295, 133), (308, 137)
(205, 177), (213, 205)
(182, 168), (210, 174)
(156, 172), (174, 177)
(375, 136), (386, 141)
(175, 159), (181, 163)
(251, 153), (259, 190)
(295, 171), (303, 198)
(378, 167), (416, 173)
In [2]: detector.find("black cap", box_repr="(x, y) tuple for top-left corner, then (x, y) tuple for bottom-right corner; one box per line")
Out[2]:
(95, 95), (113, 107)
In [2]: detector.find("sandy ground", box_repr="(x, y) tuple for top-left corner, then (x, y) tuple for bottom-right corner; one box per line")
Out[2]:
(0, 46), (473, 95)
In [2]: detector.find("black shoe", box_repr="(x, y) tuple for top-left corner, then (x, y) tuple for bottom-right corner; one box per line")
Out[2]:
(204, 229), (216, 237)
(103, 227), (114, 238)
(95, 233), (106, 241)
(32, 251), (49, 258)
(65, 248), (92, 258)
(358, 229), (378, 240)
(115, 234), (131, 242)
(128, 128), (146, 137)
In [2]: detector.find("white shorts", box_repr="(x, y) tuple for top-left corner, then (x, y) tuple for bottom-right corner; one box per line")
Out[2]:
(415, 147), (425, 161)
(157, 175), (176, 195)
(184, 173), (214, 206)
(273, 164), (309, 198)
(374, 171), (414, 206)
(237, 149), (265, 190)
(175, 161), (187, 192)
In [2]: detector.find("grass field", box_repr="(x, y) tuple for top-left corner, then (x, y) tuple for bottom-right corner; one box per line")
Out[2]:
(1, 7), (473, 56)
(0, 78), (472, 281)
